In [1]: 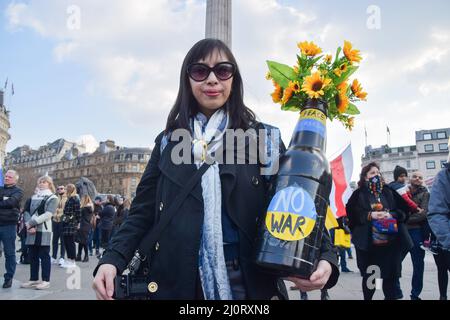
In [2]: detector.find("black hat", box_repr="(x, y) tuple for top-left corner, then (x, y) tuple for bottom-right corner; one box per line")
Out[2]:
(393, 165), (408, 181)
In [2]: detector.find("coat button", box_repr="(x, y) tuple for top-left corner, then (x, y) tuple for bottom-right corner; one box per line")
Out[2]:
(252, 176), (259, 186)
(159, 202), (164, 211)
(147, 282), (158, 293)
(155, 242), (160, 251)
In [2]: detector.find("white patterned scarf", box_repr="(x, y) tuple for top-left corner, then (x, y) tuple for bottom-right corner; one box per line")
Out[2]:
(192, 108), (233, 300)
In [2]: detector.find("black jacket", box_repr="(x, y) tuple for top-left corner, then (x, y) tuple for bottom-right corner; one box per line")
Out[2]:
(96, 127), (339, 300)
(99, 204), (115, 231)
(0, 184), (24, 226)
(346, 185), (414, 252)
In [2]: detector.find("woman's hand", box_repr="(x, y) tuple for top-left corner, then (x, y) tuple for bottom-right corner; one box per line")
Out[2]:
(287, 260), (332, 292)
(92, 264), (117, 300)
(27, 227), (36, 235)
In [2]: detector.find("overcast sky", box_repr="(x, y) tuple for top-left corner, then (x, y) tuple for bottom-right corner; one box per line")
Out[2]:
(1, 0), (450, 180)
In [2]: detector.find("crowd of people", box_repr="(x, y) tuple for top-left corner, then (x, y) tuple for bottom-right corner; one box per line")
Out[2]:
(0, 170), (130, 290)
(345, 162), (450, 300)
(0, 161), (449, 298)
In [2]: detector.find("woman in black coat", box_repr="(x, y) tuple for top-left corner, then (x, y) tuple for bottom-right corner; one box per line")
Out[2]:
(98, 195), (116, 253)
(93, 39), (339, 300)
(62, 184), (81, 268)
(346, 162), (413, 300)
(76, 195), (94, 262)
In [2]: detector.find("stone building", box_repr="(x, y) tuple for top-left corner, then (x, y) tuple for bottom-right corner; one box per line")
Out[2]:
(5, 139), (151, 201)
(362, 128), (449, 188)
(52, 140), (151, 199)
(0, 90), (11, 165)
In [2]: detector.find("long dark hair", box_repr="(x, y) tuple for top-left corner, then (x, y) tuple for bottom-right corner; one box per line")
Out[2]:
(165, 38), (256, 133)
(358, 162), (380, 188)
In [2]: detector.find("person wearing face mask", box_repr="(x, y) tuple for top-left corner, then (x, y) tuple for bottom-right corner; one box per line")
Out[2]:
(346, 162), (413, 300)
(21, 176), (59, 290)
(92, 38), (339, 300)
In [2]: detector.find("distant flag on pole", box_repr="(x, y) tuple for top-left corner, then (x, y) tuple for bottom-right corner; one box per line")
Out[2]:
(329, 144), (354, 218)
(387, 126), (390, 134)
(3, 78), (7, 90)
(11, 83), (14, 96)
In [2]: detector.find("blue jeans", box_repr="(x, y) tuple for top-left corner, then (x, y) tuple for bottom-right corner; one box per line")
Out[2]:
(339, 248), (348, 270)
(408, 228), (425, 298)
(88, 226), (100, 252)
(0, 225), (17, 281)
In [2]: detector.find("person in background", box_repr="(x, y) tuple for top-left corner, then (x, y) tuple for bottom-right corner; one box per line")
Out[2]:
(76, 195), (94, 263)
(0, 170), (24, 289)
(89, 196), (102, 257)
(21, 176), (58, 290)
(17, 196), (32, 265)
(111, 196), (126, 239)
(61, 184), (81, 269)
(52, 185), (67, 266)
(389, 166), (423, 215)
(427, 146), (450, 300)
(98, 195), (115, 257)
(404, 171), (430, 300)
(346, 162), (413, 300)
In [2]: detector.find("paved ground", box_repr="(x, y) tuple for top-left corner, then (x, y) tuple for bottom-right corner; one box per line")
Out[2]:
(0, 240), (448, 300)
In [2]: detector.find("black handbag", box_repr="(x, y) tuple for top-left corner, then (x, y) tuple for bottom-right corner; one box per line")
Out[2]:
(112, 162), (210, 300)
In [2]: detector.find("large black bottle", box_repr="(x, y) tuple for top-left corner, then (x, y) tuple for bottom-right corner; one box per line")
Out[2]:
(254, 99), (332, 279)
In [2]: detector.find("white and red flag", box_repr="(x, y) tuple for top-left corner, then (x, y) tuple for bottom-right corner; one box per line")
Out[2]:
(329, 144), (354, 218)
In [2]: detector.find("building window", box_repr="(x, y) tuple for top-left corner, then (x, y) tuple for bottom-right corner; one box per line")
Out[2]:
(423, 133), (432, 140)
(442, 160), (448, 168)
(424, 144), (434, 152)
(406, 160), (411, 168)
(426, 161), (436, 169)
(398, 147), (404, 153)
(437, 131), (447, 139)
(439, 143), (448, 151)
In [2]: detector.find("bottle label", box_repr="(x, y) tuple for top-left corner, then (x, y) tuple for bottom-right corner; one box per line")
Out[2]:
(294, 109), (326, 138)
(265, 186), (317, 241)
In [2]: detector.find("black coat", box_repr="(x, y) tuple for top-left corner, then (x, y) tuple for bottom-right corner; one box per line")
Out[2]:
(0, 184), (24, 226)
(99, 204), (115, 231)
(62, 195), (81, 236)
(77, 206), (94, 245)
(96, 127), (339, 299)
(346, 185), (414, 279)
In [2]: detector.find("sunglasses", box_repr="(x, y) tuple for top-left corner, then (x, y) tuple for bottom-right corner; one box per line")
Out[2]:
(187, 62), (236, 82)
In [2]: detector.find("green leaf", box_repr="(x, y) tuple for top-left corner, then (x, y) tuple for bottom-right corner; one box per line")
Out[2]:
(334, 47), (342, 64)
(337, 65), (359, 83)
(267, 61), (296, 88)
(308, 55), (324, 67)
(345, 103), (360, 115)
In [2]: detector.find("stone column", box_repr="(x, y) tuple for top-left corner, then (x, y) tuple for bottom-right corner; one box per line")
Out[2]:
(205, 0), (232, 48)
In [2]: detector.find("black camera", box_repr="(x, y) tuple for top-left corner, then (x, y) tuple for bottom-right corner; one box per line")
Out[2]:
(113, 274), (153, 300)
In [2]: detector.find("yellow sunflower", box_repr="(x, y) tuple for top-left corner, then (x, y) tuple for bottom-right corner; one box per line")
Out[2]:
(288, 80), (301, 93)
(351, 79), (368, 100)
(337, 81), (348, 94)
(347, 117), (355, 131)
(324, 54), (333, 64)
(343, 40), (362, 64)
(271, 82), (283, 103)
(333, 63), (348, 77)
(336, 92), (350, 113)
(281, 87), (294, 105)
(301, 72), (332, 99)
(298, 41), (322, 57)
